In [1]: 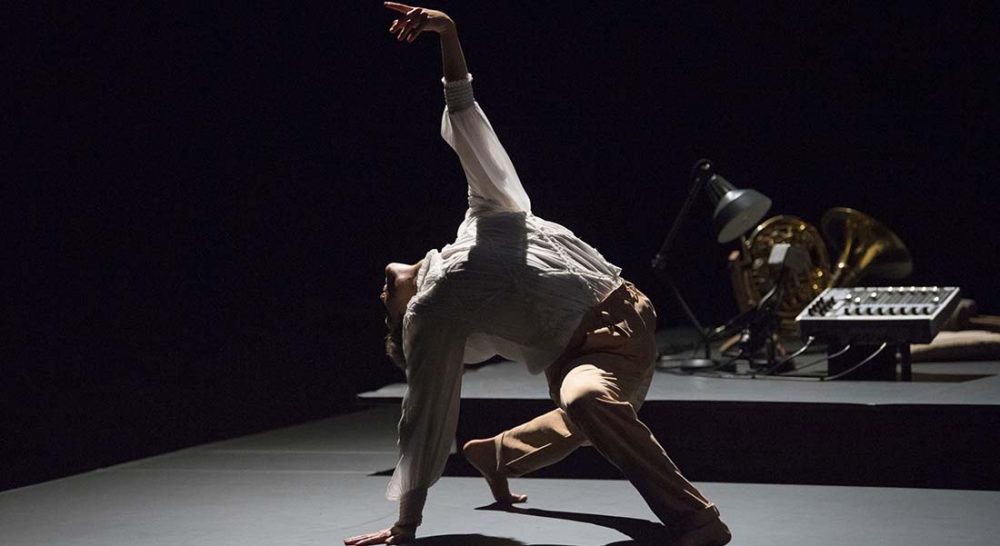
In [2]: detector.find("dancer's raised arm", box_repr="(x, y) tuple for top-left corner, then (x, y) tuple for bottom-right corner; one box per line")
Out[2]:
(386, 2), (531, 214)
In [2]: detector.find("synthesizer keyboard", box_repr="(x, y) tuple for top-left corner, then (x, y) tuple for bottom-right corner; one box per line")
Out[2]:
(796, 286), (961, 344)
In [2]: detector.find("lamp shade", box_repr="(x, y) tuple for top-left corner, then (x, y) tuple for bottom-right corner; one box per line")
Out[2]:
(708, 174), (772, 243)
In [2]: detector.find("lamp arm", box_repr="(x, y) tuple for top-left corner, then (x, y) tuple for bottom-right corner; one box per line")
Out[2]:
(651, 159), (713, 271)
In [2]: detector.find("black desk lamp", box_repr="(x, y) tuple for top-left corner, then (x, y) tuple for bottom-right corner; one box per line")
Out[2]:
(652, 159), (772, 370)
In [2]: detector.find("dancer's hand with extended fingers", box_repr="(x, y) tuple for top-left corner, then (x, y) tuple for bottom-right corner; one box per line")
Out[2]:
(385, 2), (455, 42)
(344, 524), (415, 546)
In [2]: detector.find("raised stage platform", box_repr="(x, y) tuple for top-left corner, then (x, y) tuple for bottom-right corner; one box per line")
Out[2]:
(361, 335), (1000, 491)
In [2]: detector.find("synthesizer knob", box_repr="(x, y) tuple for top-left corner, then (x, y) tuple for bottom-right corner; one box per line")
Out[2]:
(877, 307), (885, 315)
(888, 307), (897, 315)
(900, 307), (909, 315)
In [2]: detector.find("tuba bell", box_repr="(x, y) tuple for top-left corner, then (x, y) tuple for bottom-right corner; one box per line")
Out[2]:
(729, 207), (913, 333)
(822, 207), (913, 287)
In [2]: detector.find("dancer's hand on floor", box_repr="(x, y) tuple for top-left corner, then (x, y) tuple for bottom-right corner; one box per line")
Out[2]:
(385, 2), (455, 42)
(344, 525), (415, 546)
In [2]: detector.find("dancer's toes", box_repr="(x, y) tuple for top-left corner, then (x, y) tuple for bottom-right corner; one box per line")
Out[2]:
(506, 492), (528, 504)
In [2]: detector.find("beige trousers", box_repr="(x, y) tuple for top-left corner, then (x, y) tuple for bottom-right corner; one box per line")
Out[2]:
(493, 282), (719, 530)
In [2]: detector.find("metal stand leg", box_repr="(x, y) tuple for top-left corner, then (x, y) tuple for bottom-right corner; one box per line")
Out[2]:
(663, 274), (711, 360)
(899, 344), (912, 382)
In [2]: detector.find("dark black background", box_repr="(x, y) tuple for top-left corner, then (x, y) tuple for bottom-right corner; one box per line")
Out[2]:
(4, 2), (996, 491)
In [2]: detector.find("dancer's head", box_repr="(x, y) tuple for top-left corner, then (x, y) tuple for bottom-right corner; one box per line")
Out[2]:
(382, 261), (421, 368)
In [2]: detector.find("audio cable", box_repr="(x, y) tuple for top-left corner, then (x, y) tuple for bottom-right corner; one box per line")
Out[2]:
(822, 342), (889, 381)
(755, 336), (816, 377)
(785, 343), (853, 374)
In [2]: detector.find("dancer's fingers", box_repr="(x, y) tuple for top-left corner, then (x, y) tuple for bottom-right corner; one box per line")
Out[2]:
(344, 530), (387, 545)
(343, 532), (369, 544)
(405, 12), (428, 41)
(395, 9), (421, 41)
(384, 2), (415, 15)
(401, 23), (417, 41)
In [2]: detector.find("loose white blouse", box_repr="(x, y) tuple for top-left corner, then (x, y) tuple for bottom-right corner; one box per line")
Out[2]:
(387, 74), (624, 523)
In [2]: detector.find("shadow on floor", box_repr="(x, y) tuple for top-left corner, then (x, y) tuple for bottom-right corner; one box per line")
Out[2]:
(414, 534), (529, 545)
(414, 534), (657, 546)
(474, 502), (670, 545)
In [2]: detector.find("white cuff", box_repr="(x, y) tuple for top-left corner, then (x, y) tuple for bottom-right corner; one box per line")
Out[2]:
(396, 487), (428, 528)
(442, 73), (474, 112)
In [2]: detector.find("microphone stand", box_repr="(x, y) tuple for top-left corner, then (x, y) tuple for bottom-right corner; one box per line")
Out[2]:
(711, 271), (785, 369)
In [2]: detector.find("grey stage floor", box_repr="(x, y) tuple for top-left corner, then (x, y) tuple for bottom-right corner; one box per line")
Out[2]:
(2, 405), (999, 546)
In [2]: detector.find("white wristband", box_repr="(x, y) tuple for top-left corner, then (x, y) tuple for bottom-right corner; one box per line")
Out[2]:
(442, 73), (474, 112)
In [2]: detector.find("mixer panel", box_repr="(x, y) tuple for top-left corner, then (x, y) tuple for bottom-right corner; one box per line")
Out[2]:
(796, 286), (961, 344)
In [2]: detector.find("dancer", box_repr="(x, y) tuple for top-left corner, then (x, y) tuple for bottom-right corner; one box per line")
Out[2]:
(346, 4), (731, 545)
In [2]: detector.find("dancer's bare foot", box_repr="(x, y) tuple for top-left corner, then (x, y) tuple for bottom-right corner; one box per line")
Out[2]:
(671, 518), (731, 546)
(462, 438), (528, 505)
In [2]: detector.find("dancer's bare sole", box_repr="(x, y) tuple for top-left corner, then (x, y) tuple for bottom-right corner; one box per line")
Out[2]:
(462, 438), (528, 505)
(670, 518), (732, 546)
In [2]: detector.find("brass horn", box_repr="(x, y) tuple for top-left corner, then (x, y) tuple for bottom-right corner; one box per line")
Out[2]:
(822, 207), (912, 287)
(728, 207), (912, 333)
(729, 216), (831, 332)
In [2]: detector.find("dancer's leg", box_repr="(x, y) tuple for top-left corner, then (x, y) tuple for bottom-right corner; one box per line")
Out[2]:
(554, 284), (730, 544)
(558, 361), (718, 526)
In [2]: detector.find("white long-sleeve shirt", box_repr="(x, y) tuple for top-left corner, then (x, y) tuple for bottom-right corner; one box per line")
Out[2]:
(387, 74), (624, 518)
